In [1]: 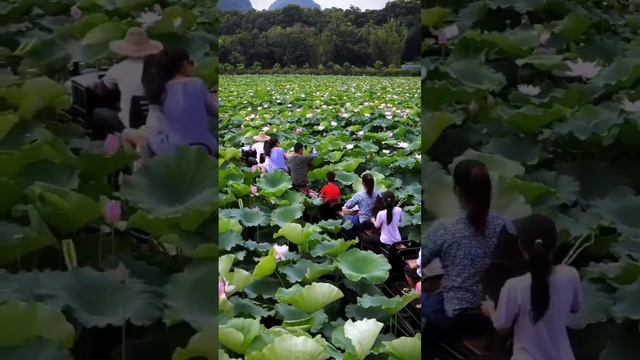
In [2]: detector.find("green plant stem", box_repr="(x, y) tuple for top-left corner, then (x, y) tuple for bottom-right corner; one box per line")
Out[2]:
(562, 232), (590, 265)
(275, 271), (286, 288)
(111, 229), (116, 256)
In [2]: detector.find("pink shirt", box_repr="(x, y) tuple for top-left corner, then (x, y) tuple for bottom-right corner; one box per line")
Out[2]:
(375, 207), (403, 245)
(493, 265), (581, 360)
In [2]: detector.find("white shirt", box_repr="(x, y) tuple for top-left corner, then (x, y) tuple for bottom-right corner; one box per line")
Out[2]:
(493, 265), (581, 360)
(375, 207), (403, 245)
(252, 141), (265, 162)
(102, 58), (145, 128)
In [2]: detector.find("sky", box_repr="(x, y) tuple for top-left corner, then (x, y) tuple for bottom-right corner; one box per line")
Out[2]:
(250, 0), (390, 10)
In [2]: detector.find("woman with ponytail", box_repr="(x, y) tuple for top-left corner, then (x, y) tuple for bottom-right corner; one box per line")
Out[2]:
(481, 214), (581, 360)
(422, 159), (512, 333)
(342, 173), (380, 237)
(372, 191), (403, 246)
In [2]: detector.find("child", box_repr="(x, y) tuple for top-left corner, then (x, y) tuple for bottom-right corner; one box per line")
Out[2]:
(481, 214), (581, 360)
(372, 191), (403, 246)
(320, 171), (341, 204)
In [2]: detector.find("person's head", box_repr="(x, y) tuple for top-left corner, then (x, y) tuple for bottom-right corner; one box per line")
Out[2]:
(270, 137), (280, 148)
(294, 142), (304, 155)
(110, 27), (163, 59)
(516, 214), (558, 324)
(264, 137), (275, 156)
(362, 173), (375, 197)
(142, 51), (170, 105)
(166, 48), (194, 78)
(326, 171), (336, 182)
(453, 159), (491, 234)
(381, 191), (396, 225)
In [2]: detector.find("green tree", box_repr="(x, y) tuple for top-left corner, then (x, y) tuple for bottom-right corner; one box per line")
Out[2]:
(370, 19), (409, 67)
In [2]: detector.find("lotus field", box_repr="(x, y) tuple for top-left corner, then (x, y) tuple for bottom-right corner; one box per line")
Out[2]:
(425, 0), (640, 357)
(1, 0), (217, 358)
(218, 75), (422, 359)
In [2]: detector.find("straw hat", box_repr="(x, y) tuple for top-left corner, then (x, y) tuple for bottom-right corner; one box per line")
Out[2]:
(254, 132), (271, 142)
(110, 27), (163, 58)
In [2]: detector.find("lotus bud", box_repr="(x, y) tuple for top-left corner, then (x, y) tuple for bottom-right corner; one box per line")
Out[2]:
(251, 185), (258, 195)
(469, 100), (479, 113)
(104, 133), (121, 157)
(114, 262), (128, 283)
(70, 5), (82, 19)
(104, 200), (122, 225)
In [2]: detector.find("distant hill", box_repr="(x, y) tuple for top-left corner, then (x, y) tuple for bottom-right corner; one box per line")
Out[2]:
(268, 0), (321, 10)
(219, 0), (254, 12)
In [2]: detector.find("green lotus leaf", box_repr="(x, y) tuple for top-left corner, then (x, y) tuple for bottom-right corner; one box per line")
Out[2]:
(172, 321), (217, 360)
(515, 54), (565, 70)
(423, 7), (451, 28)
(612, 237), (640, 261)
(591, 58), (640, 90)
(279, 259), (336, 284)
(569, 280), (613, 329)
(0, 301), (74, 348)
(253, 249), (277, 280)
(555, 10), (591, 41)
(56, 13), (110, 39)
(229, 297), (274, 319)
(220, 208), (269, 227)
(220, 218), (242, 234)
(127, 211), (172, 237)
(273, 223), (320, 254)
(423, 112), (463, 153)
(358, 291), (420, 315)
(226, 268), (254, 294)
(461, 30), (538, 58)
(451, 149), (524, 178)
(219, 318), (261, 355)
(0, 112), (19, 141)
(594, 192), (640, 237)
(315, 219), (345, 234)
(80, 22), (127, 46)
(334, 171), (360, 185)
(245, 334), (329, 360)
(119, 146), (216, 220)
(25, 182), (101, 235)
(219, 349), (240, 360)
(244, 278), (281, 300)
(270, 203), (303, 226)
(15, 77), (70, 120)
(220, 231), (244, 251)
(0, 339), (72, 360)
(343, 318), (384, 360)
(275, 283), (344, 314)
(554, 104), (623, 140)
(338, 158), (364, 173)
(164, 262), (216, 330)
(310, 238), (358, 258)
(612, 280), (640, 320)
(336, 249), (390, 284)
(275, 304), (328, 333)
(0, 205), (55, 265)
(445, 60), (506, 91)
(257, 171), (292, 197)
(380, 334), (421, 360)
(500, 104), (570, 134)
(219, 254), (235, 278)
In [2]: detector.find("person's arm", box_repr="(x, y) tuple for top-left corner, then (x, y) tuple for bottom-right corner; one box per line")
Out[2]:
(483, 280), (519, 332)
(570, 268), (582, 314)
(202, 82), (216, 117)
(98, 64), (119, 91)
(422, 222), (446, 269)
(343, 193), (358, 210)
(373, 211), (383, 229)
(398, 208), (403, 225)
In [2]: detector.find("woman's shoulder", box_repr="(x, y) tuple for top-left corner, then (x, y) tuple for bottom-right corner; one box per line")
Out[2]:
(553, 265), (580, 281)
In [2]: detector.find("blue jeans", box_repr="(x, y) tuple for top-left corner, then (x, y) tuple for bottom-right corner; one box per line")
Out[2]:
(422, 292), (452, 334)
(346, 215), (361, 239)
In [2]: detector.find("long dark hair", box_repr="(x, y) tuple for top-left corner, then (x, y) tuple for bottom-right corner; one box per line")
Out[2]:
(264, 137), (278, 157)
(362, 173), (374, 197)
(453, 159), (491, 234)
(517, 214), (557, 323)
(142, 48), (191, 105)
(381, 191), (396, 225)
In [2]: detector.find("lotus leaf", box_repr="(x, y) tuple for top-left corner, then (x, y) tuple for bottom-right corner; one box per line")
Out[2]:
(336, 249), (390, 284)
(164, 262), (216, 330)
(0, 301), (74, 348)
(245, 334), (329, 360)
(275, 283), (344, 314)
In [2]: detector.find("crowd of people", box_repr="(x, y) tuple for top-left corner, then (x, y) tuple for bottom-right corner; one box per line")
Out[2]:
(90, 27), (217, 162)
(244, 132), (408, 251)
(421, 159), (582, 359)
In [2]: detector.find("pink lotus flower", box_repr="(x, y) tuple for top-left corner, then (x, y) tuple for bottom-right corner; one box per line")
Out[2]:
(296, 128), (304, 135)
(104, 200), (122, 225)
(114, 262), (128, 283)
(70, 5), (82, 19)
(437, 31), (448, 45)
(251, 185), (258, 195)
(153, 3), (163, 14)
(273, 244), (289, 261)
(251, 165), (258, 173)
(104, 133), (120, 157)
(219, 278), (236, 301)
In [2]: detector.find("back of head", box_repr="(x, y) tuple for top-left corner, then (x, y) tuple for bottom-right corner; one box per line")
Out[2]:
(382, 191), (395, 225)
(517, 214), (557, 323)
(294, 142), (304, 154)
(142, 51), (170, 105)
(453, 159), (491, 234)
(327, 171), (336, 182)
(264, 138), (274, 157)
(166, 48), (190, 78)
(362, 173), (375, 197)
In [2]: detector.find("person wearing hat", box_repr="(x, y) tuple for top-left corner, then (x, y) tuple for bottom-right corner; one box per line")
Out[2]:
(252, 132), (270, 164)
(93, 27), (163, 135)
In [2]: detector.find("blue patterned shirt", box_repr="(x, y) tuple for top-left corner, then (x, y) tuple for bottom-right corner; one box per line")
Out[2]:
(345, 191), (380, 222)
(422, 212), (513, 317)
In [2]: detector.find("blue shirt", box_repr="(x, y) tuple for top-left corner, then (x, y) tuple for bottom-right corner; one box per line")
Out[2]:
(345, 191), (380, 222)
(158, 77), (216, 154)
(268, 148), (288, 173)
(422, 212), (513, 316)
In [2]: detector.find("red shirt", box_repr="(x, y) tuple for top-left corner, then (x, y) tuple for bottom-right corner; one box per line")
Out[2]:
(320, 182), (341, 204)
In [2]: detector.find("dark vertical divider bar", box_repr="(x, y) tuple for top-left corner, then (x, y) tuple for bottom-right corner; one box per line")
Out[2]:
(0, 0), (219, 358)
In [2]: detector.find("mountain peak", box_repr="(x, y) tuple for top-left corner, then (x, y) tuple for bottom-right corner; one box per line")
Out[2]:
(219, 0), (254, 12)
(268, 0), (322, 11)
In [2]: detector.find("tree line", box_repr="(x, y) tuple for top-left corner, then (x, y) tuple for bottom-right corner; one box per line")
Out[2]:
(219, 0), (420, 71)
